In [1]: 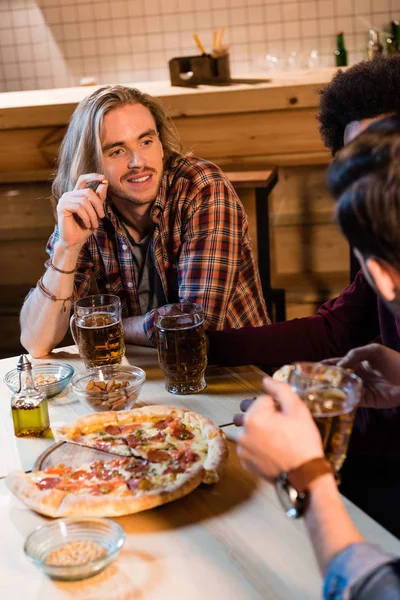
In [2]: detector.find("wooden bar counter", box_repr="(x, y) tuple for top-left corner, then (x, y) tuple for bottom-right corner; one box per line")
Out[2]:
(0, 68), (336, 182)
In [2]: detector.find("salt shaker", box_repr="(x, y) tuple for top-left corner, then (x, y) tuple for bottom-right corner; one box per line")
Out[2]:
(11, 355), (50, 438)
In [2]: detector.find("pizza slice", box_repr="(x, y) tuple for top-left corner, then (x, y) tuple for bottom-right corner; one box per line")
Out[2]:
(6, 454), (205, 518)
(54, 406), (228, 485)
(55, 412), (131, 457)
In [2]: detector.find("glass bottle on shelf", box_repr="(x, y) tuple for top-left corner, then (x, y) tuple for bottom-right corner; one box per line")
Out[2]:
(387, 20), (400, 55)
(367, 29), (383, 60)
(11, 355), (50, 438)
(334, 32), (348, 67)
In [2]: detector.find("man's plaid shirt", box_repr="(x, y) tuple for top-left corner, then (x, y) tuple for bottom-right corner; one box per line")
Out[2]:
(46, 157), (269, 343)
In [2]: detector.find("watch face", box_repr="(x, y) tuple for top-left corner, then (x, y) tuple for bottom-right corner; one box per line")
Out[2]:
(275, 477), (307, 519)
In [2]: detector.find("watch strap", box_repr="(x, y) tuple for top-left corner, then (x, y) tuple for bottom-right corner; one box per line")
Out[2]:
(286, 457), (333, 493)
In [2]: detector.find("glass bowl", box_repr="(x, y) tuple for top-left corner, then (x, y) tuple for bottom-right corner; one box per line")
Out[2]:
(71, 365), (146, 412)
(24, 517), (125, 581)
(4, 362), (74, 399)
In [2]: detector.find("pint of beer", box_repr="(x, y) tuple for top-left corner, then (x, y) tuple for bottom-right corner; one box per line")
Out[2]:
(155, 301), (207, 395)
(288, 362), (362, 476)
(70, 295), (125, 369)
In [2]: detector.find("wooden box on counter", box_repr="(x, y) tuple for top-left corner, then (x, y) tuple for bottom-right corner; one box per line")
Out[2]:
(169, 54), (231, 87)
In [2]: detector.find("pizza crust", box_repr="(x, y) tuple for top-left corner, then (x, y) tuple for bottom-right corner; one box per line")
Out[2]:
(6, 471), (67, 518)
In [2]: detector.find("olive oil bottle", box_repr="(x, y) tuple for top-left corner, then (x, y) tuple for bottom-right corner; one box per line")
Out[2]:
(11, 355), (50, 437)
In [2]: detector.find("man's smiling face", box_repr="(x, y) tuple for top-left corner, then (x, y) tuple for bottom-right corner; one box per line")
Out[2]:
(101, 103), (164, 207)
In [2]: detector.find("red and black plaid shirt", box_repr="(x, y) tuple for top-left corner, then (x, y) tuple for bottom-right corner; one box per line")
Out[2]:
(46, 157), (269, 342)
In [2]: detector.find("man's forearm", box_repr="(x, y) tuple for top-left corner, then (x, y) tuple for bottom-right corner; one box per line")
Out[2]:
(123, 315), (152, 346)
(20, 242), (81, 357)
(305, 474), (364, 575)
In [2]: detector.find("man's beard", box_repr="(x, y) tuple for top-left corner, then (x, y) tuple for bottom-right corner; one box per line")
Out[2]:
(108, 175), (162, 206)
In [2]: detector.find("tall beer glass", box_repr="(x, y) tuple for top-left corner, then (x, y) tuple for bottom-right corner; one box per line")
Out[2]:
(155, 301), (207, 394)
(70, 295), (125, 369)
(288, 362), (362, 477)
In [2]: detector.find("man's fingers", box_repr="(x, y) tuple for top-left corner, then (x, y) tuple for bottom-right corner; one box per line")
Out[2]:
(321, 357), (342, 365)
(74, 206), (92, 230)
(261, 376), (300, 414)
(337, 344), (379, 368)
(239, 398), (256, 412)
(73, 173), (107, 191)
(95, 180), (108, 204)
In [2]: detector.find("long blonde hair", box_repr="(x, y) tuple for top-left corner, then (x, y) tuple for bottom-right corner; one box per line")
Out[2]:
(52, 85), (184, 206)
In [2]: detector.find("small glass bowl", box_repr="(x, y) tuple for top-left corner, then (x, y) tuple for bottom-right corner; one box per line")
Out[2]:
(4, 362), (74, 399)
(71, 365), (146, 412)
(24, 517), (125, 581)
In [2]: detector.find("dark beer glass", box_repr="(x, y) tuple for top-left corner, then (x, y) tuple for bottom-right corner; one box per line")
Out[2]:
(70, 295), (125, 369)
(155, 302), (207, 394)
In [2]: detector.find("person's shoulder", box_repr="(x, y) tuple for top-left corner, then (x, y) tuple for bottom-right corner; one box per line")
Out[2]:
(169, 156), (229, 189)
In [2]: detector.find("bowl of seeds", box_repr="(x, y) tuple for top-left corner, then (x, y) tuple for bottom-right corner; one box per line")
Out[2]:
(71, 365), (146, 412)
(4, 361), (74, 399)
(24, 517), (125, 580)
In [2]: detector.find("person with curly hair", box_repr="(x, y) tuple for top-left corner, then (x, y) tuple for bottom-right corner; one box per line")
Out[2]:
(208, 55), (400, 538)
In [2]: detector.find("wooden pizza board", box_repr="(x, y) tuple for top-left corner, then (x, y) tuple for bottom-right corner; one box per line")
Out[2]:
(33, 441), (121, 471)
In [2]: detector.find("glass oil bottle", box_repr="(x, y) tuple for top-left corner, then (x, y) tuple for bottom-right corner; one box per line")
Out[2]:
(11, 355), (50, 437)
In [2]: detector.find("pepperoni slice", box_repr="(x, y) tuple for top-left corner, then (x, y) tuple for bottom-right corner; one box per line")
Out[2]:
(163, 465), (185, 475)
(37, 477), (61, 490)
(43, 465), (72, 476)
(125, 434), (140, 448)
(149, 431), (166, 442)
(147, 449), (171, 462)
(179, 449), (199, 465)
(121, 424), (141, 434)
(153, 417), (174, 430)
(171, 427), (194, 441)
(70, 470), (94, 481)
(105, 425), (121, 436)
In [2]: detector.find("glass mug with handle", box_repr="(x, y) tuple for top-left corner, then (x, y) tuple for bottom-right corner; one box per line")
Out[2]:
(155, 301), (207, 395)
(70, 294), (125, 369)
(288, 362), (362, 478)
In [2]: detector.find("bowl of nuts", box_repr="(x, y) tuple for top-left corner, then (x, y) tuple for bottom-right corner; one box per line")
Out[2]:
(4, 362), (74, 399)
(71, 366), (146, 412)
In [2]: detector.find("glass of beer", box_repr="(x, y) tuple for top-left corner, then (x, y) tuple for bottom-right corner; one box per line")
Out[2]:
(288, 362), (362, 477)
(70, 295), (125, 370)
(155, 301), (207, 395)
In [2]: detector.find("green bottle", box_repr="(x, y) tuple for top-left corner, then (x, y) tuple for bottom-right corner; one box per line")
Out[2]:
(334, 32), (348, 67)
(387, 20), (400, 55)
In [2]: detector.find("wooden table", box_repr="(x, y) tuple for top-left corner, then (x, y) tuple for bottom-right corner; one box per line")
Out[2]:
(1, 345), (399, 600)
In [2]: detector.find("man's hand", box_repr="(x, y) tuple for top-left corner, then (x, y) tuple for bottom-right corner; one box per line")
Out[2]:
(57, 174), (108, 249)
(325, 344), (400, 408)
(235, 376), (323, 481)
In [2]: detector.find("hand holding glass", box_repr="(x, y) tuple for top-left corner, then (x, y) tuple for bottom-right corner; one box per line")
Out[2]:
(288, 362), (362, 476)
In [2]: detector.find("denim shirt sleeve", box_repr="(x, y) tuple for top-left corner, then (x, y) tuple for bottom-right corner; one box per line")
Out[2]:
(324, 542), (400, 600)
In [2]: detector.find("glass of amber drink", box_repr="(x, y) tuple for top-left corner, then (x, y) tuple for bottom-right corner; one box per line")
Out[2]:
(70, 295), (125, 369)
(155, 301), (207, 395)
(288, 362), (362, 478)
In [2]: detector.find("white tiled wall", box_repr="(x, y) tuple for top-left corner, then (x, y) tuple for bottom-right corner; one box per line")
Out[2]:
(0, 0), (398, 92)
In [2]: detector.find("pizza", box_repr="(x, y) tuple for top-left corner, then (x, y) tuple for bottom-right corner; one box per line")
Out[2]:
(6, 406), (228, 518)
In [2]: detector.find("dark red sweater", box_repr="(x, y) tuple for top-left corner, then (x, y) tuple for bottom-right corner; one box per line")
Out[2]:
(208, 270), (400, 457)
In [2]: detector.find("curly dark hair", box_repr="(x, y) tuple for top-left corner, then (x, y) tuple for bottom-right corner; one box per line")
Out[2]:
(328, 115), (400, 270)
(317, 56), (400, 155)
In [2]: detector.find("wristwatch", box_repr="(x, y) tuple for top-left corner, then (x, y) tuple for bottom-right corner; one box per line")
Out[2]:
(275, 457), (333, 519)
